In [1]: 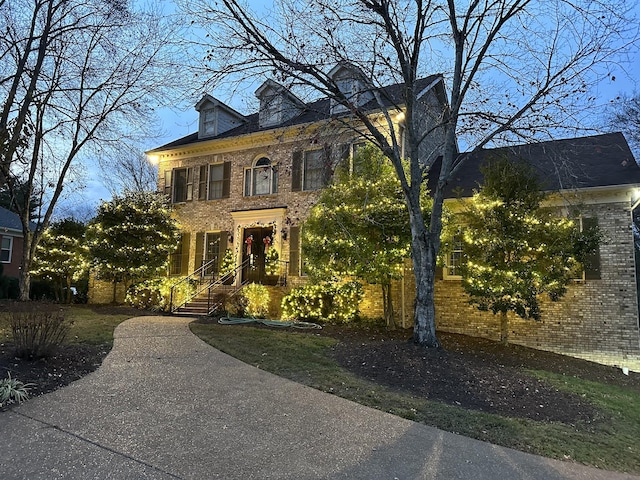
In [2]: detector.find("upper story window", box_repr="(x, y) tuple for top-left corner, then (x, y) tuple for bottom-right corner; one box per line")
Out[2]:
(165, 167), (193, 203)
(292, 149), (331, 192)
(260, 94), (281, 128)
(202, 108), (216, 136)
(198, 162), (231, 200)
(1, 236), (12, 263)
(303, 150), (326, 191)
(244, 157), (278, 196)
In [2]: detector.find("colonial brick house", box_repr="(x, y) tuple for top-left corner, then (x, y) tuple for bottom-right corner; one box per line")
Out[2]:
(146, 67), (640, 370)
(146, 64), (446, 297)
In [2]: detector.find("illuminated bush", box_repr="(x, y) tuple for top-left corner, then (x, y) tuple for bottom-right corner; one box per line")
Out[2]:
(281, 281), (363, 323)
(241, 283), (270, 318)
(126, 278), (195, 312)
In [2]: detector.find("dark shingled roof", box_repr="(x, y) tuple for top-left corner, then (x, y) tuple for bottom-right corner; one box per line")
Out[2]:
(151, 75), (442, 152)
(431, 133), (640, 197)
(0, 206), (23, 231)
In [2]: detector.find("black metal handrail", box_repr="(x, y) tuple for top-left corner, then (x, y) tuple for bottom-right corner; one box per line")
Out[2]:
(169, 258), (217, 312)
(206, 263), (251, 315)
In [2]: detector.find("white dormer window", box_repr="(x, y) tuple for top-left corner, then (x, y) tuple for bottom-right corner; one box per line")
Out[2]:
(255, 79), (305, 128)
(203, 108), (216, 135)
(260, 94), (282, 128)
(328, 62), (374, 115)
(195, 95), (246, 139)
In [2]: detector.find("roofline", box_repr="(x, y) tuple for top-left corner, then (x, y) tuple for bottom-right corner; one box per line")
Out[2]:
(146, 106), (405, 157)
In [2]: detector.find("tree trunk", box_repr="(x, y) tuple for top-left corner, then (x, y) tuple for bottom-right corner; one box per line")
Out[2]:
(408, 204), (441, 348)
(500, 311), (509, 345)
(381, 282), (395, 329)
(112, 280), (117, 304)
(66, 275), (73, 304)
(18, 230), (33, 301)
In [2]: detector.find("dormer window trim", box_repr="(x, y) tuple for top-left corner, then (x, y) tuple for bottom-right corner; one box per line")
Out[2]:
(255, 79), (305, 129)
(201, 108), (217, 137)
(195, 94), (246, 139)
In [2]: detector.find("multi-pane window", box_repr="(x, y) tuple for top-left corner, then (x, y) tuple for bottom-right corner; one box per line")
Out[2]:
(208, 164), (225, 199)
(1, 237), (12, 263)
(244, 157), (277, 196)
(203, 108), (216, 135)
(446, 234), (464, 278)
(303, 150), (325, 191)
(169, 167), (193, 203)
(198, 162), (230, 200)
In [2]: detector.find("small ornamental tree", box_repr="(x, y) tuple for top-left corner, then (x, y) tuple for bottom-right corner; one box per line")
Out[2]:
(456, 157), (601, 344)
(303, 144), (429, 327)
(87, 191), (181, 303)
(31, 218), (88, 303)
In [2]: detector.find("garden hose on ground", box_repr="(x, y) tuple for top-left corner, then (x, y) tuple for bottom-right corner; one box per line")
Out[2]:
(218, 316), (322, 329)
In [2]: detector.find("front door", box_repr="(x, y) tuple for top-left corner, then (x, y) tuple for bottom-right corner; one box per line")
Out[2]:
(242, 227), (272, 283)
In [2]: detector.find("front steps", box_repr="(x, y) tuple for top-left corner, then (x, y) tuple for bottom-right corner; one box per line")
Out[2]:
(173, 286), (235, 316)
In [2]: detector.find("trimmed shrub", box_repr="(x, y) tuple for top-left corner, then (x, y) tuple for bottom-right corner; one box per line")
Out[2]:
(125, 277), (195, 312)
(281, 281), (363, 323)
(11, 303), (72, 359)
(241, 283), (270, 318)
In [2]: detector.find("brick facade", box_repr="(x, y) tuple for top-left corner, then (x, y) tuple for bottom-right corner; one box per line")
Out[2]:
(429, 199), (640, 371)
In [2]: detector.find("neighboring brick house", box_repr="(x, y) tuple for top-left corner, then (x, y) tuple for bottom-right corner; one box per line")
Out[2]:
(146, 66), (640, 370)
(0, 206), (26, 278)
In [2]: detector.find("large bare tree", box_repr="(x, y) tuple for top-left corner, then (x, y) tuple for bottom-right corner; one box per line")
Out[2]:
(0, 0), (181, 300)
(180, 0), (637, 347)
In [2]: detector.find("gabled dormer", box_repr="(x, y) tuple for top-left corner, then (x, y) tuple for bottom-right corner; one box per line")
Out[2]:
(195, 95), (246, 139)
(255, 79), (305, 129)
(328, 62), (374, 115)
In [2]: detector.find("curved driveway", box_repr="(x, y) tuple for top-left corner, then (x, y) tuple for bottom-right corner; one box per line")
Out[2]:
(0, 316), (637, 480)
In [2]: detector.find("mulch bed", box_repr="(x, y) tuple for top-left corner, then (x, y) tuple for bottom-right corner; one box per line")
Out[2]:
(319, 326), (640, 424)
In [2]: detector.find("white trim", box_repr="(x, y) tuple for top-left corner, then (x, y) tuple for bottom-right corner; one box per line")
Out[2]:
(1, 235), (13, 263)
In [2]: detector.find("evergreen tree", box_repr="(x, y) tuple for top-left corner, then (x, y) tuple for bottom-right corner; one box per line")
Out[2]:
(87, 191), (181, 302)
(303, 144), (430, 327)
(31, 218), (88, 303)
(456, 157), (601, 343)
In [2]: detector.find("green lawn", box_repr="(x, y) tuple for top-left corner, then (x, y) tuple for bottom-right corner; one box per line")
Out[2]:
(190, 321), (640, 474)
(0, 304), (136, 346)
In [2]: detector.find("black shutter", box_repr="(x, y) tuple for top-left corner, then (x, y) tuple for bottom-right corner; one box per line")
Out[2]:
(222, 161), (231, 198)
(180, 232), (191, 276)
(289, 226), (300, 276)
(291, 151), (302, 192)
(583, 217), (601, 280)
(195, 232), (205, 273)
(435, 266), (444, 280)
(198, 165), (207, 200)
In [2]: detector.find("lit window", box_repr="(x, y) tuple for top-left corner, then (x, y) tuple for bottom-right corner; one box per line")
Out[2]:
(244, 157), (277, 196)
(446, 234), (464, 278)
(1, 236), (12, 263)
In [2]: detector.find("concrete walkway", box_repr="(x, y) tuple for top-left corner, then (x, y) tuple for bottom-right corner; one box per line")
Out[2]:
(0, 316), (637, 480)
